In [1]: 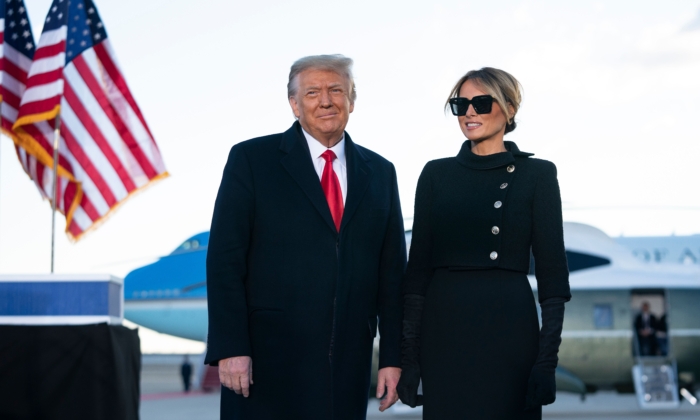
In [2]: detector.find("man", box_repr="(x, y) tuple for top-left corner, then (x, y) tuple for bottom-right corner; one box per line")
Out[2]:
(634, 302), (657, 356)
(205, 55), (406, 419)
(181, 356), (193, 393)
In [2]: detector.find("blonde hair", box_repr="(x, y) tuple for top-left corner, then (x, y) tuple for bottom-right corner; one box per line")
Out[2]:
(445, 67), (522, 134)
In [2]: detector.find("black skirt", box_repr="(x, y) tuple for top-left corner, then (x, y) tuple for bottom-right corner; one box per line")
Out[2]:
(421, 269), (541, 420)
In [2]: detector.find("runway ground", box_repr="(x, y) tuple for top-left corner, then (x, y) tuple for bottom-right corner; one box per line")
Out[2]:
(140, 391), (700, 420)
(140, 357), (700, 419)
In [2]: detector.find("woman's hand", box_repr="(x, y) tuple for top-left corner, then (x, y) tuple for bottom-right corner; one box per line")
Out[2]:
(397, 366), (423, 407)
(398, 294), (426, 408)
(524, 367), (556, 410)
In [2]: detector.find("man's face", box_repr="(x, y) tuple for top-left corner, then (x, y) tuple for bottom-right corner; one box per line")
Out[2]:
(289, 69), (354, 146)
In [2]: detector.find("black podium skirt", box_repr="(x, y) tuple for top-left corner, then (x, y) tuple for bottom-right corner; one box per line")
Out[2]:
(420, 268), (541, 420)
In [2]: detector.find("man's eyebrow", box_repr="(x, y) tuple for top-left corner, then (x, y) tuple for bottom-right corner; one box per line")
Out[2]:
(304, 83), (344, 91)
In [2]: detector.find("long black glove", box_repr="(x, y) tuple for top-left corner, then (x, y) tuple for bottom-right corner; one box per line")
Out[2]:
(525, 297), (567, 410)
(397, 294), (424, 407)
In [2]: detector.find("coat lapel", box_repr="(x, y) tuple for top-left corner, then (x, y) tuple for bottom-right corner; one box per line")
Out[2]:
(340, 133), (373, 231)
(280, 122), (337, 233)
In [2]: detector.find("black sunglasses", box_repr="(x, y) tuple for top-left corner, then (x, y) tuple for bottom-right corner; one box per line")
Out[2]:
(449, 95), (494, 116)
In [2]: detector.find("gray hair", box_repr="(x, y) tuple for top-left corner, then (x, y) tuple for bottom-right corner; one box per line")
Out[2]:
(287, 54), (356, 102)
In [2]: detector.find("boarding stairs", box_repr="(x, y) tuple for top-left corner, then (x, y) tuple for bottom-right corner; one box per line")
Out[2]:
(631, 331), (680, 409)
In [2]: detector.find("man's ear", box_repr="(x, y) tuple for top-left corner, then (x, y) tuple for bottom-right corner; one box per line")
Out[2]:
(289, 96), (301, 119)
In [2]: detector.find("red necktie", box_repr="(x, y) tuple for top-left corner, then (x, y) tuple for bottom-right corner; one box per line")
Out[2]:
(321, 150), (344, 232)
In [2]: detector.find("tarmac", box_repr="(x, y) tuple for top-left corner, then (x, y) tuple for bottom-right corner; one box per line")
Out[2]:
(140, 356), (700, 419)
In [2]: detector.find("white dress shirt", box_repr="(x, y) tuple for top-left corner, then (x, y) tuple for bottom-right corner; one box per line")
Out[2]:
(302, 128), (347, 204)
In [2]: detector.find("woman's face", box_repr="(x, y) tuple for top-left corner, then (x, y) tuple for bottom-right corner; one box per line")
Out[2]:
(457, 80), (510, 143)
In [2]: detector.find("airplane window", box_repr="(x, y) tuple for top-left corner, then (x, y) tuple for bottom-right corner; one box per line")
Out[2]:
(191, 240), (199, 249)
(529, 250), (611, 275)
(594, 304), (613, 329)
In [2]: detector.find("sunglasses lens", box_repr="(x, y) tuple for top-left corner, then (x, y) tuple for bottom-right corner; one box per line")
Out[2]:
(471, 96), (493, 114)
(449, 98), (468, 116)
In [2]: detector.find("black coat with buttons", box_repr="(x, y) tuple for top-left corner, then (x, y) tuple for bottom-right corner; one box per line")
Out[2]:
(403, 141), (571, 303)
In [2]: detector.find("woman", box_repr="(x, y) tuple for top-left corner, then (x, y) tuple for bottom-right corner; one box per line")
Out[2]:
(397, 68), (571, 419)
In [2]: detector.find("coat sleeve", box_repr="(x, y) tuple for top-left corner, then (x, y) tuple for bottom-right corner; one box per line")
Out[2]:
(531, 161), (571, 303)
(402, 162), (435, 296)
(204, 145), (255, 365)
(377, 163), (407, 369)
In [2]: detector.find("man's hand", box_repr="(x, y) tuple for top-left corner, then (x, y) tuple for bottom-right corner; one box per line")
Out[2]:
(219, 356), (253, 397)
(376, 367), (401, 412)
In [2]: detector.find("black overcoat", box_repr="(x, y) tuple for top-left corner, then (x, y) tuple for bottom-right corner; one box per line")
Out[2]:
(205, 122), (406, 420)
(403, 141), (571, 302)
(402, 141), (571, 419)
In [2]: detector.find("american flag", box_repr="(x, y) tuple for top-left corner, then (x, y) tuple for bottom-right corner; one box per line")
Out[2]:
(0, 1), (53, 217)
(11, 0), (167, 240)
(1, 0), (34, 135)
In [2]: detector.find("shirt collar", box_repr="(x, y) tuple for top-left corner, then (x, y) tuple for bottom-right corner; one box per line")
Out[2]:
(302, 127), (346, 165)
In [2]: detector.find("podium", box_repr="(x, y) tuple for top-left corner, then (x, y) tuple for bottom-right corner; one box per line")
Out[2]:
(0, 275), (140, 420)
(0, 274), (123, 325)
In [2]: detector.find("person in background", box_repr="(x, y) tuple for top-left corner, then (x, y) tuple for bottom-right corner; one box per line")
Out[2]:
(634, 302), (658, 356)
(656, 313), (668, 356)
(181, 355), (193, 393)
(397, 67), (571, 419)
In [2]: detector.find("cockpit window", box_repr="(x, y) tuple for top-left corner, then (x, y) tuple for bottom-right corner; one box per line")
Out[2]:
(529, 250), (611, 275)
(176, 239), (201, 253)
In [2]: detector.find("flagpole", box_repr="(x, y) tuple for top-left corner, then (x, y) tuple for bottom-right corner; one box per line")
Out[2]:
(51, 113), (61, 274)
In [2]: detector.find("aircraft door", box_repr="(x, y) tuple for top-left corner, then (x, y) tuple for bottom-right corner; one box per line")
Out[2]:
(630, 289), (679, 409)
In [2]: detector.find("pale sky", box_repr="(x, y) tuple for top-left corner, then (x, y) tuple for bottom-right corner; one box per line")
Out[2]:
(1, 0), (699, 352)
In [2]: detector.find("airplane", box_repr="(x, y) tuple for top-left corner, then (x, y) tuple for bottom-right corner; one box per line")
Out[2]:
(123, 222), (700, 407)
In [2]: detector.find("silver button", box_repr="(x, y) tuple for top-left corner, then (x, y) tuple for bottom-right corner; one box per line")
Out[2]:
(494, 201), (502, 209)
(490, 251), (498, 260)
(507, 165), (515, 173)
(500, 183), (508, 189)
(492, 226), (500, 235)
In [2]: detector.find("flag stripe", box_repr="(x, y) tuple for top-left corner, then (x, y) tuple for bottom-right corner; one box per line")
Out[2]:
(94, 42), (155, 142)
(23, 67), (62, 90)
(2, 43), (33, 72)
(34, 26), (67, 51)
(2, 58), (28, 87)
(88, 58), (164, 174)
(32, 40), (66, 61)
(14, 96), (60, 118)
(63, 75), (137, 192)
(0, 70), (25, 98)
(1, 88), (20, 110)
(22, 122), (74, 174)
(79, 194), (101, 222)
(60, 98), (131, 201)
(1, 105), (18, 129)
(59, 102), (123, 206)
(73, 52), (158, 180)
(20, 78), (63, 105)
(26, 53), (65, 79)
(68, 219), (82, 237)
